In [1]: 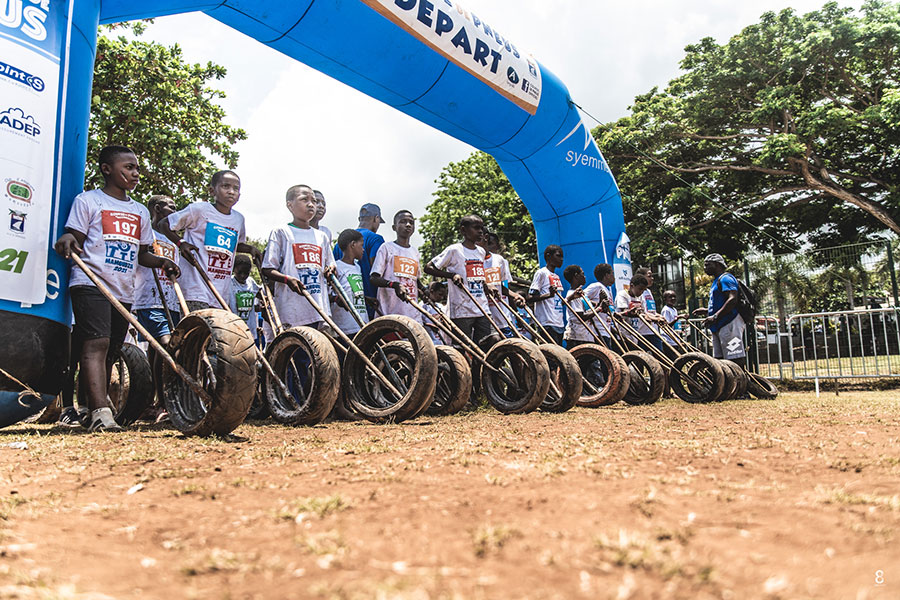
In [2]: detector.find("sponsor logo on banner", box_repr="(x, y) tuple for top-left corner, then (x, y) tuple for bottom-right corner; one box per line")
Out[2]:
(0, 107), (41, 140)
(0, 60), (45, 92)
(8, 209), (26, 235)
(0, 1), (51, 41)
(360, 0), (542, 114)
(554, 119), (611, 174)
(4, 178), (33, 206)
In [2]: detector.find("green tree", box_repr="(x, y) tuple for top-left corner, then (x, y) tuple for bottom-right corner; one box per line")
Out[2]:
(86, 23), (247, 206)
(748, 254), (812, 327)
(420, 151), (537, 279)
(598, 0), (900, 258)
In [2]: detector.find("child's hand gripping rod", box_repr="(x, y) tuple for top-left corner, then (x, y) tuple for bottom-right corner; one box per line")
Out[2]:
(453, 277), (508, 339)
(253, 259), (284, 335)
(554, 289), (606, 348)
(491, 294), (544, 342)
(583, 298), (628, 354)
(519, 302), (556, 345)
(70, 254), (213, 407)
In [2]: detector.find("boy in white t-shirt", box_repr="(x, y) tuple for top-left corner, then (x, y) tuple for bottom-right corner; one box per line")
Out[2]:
(159, 170), (261, 311)
(330, 229), (369, 335)
(370, 210), (422, 322)
(55, 146), (179, 432)
(228, 254), (261, 341)
(423, 281), (450, 345)
(133, 195), (181, 347)
(478, 231), (523, 338)
(615, 274), (652, 349)
(660, 289), (683, 358)
(528, 245), (566, 345)
(424, 215), (491, 343)
(311, 189), (333, 248)
(635, 266), (665, 352)
(562, 265), (596, 349)
(584, 263), (617, 347)
(261, 184), (336, 330)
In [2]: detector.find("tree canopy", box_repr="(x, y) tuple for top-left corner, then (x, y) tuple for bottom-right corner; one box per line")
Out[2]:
(86, 23), (247, 206)
(597, 0), (900, 263)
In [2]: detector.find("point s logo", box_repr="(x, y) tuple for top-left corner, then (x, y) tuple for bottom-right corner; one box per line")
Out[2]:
(0, 0), (50, 42)
(555, 119), (610, 174)
(0, 61), (45, 92)
(0, 107), (41, 139)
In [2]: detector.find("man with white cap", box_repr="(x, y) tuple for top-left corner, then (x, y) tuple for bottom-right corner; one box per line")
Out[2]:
(692, 253), (746, 368)
(334, 203), (385, 318)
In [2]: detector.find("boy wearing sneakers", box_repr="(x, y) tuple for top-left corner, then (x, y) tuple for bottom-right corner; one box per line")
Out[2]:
(54, 146), (179, 432)
(424, 215), (491, 342)
(159, 170), (261, 311)
(370, 210), (422, 322)
(261, 184), (336, 329)
(228, 254), (260, 341)
(330, 229), (369, 335)
(528, 245), (566, 345)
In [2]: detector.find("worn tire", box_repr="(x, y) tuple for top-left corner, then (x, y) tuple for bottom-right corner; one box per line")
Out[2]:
(670, 352), (725, 404)
(377, 340), (436, 420)
(108, 343), (155, 425)
(262, 326), (340, 425)
(538, 344), (582, 413)
(342, 315), (437, 423)
(719, 361), (744, 400)
(747, 372), (779, 399)
(428, 345), (472, 416)
(481, 338), (550, 414)
(622, 351), (666, 405)
(710, 360), (737, 402)
(572, 344), (629, 407)
(161, 309), (258, 436)
(726, 361), (749, 399)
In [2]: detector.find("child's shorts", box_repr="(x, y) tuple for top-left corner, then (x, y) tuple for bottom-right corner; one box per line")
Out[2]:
(70, 285), (131, 355)
(135, 308), (181, 341)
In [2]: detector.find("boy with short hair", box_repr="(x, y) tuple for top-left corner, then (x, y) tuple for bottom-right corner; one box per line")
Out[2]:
(527, 245), (566, 345)
(261, 184), (336, 329)
(330, 229), (369, 335)
(615, 274), (651, 349)
(55, 145), (179, 432)
(424, 215), (491, 342)
(370, 210), (422, 322)
(158, 170), (260, 311)
(562, 265), (594, 348)
(479, 231), (522, 338)
(228, 254), (260, 341)
(585, 263), (616, 346)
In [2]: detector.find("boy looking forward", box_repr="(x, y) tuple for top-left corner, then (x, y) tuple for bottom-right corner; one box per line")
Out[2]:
(158, 170), (260, 311)
(478, 231), (522, 337)
(424, 215), (491, 342)
(528, 245), (566, 345)
(261, 185), (336, 330)
(55, 146), (179, 432)
(228, 254), (260, 341)
(562, 264), (594, 348)
(370, 210), (422, 322)
(330, 229), (369, 335)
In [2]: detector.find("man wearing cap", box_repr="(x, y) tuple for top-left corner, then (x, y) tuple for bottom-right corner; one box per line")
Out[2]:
(334, 203), (385, 318)
(692, 253), (746, 367)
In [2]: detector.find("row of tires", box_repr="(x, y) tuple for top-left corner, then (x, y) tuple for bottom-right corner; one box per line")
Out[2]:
(99, 310), (777, 437)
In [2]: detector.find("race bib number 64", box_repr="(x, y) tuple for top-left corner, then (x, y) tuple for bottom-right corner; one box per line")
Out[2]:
(204, 223), (238, 256)
(101, 211), (141, 244)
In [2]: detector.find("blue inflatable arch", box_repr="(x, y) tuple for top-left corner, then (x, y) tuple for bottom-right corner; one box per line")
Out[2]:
(0, 0), (625, 420)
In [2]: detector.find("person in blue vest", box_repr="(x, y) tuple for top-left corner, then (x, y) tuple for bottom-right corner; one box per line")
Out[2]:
(693, 253), (746, 368)
(334, 203), (384, 319)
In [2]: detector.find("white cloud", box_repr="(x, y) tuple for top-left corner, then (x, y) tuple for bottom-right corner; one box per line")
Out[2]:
(136, 0), (863, 247)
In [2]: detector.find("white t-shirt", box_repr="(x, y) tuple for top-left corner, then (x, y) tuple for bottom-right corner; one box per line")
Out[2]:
(370, 241), (421, 322)
(484, 253), (514, 329)
(262, 224), (335, 327)
(133, 230), (180, 312)
(166, 202), (246, 306)
(615, 291), (645, 342)
(315, 225), (333, 249)
(430, 243), (489, 319)
(529, 267), (565, 328)
(330, 260), (368, 335)
(564, 290), (595, 342)
(639, 288), (659, 335)
(584, 283), (614, 338)
(424, 302), (450, 345)
(65, 189), (153, 303)
(661, 304), (679, 345)
(228, 276), (259, 339)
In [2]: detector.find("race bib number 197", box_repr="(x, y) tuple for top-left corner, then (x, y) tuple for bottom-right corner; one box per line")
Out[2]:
(292, 243), (323, 270)
(101, 211), (141, 244)
(204, 223), (238, 256)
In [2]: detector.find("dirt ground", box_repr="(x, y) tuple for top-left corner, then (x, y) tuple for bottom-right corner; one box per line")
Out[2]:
(1, 391), (898, 599)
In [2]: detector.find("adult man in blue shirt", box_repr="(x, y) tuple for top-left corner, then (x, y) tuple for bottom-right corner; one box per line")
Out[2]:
(334, 203), (384, 318)
(692, 253), (746, 368)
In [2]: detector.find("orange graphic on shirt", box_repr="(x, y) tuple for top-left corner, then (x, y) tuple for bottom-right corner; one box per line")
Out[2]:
(393, 256), (418, 279)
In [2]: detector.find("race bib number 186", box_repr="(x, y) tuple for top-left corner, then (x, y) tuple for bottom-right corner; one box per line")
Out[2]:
(292, 243), (323, 270)
(465, 259), (485, 282)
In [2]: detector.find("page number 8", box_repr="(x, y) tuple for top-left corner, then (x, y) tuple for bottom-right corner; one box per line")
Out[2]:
(875, 570), (884, 585)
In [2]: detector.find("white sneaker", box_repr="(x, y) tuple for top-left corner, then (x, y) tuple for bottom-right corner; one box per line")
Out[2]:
(88, 407), (124, 432)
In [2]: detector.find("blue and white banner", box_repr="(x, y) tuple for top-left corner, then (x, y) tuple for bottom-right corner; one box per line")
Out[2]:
(361, 0), (542, 114)
(613, 231), (632, 297)
(0, 0), (65, 304)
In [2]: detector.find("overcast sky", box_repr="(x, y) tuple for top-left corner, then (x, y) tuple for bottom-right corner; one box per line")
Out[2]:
(136, 0), (860, 248)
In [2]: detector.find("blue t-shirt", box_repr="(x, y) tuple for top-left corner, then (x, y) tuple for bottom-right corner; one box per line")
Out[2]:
(708, 272), (739, 333)
(333, 228), (384, 317)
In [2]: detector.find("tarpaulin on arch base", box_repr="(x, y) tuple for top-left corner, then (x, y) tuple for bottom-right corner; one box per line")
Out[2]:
(0, 0), (627, 421)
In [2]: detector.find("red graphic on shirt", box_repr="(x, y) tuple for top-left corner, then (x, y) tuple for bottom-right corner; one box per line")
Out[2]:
(465, 259), (485, 281)
(207, 252), (233, 281)
(101, 210), (141, 244)
(548, 273), (562, 289)
(292, 243), (323, 270)
(152, 240), (177, 284)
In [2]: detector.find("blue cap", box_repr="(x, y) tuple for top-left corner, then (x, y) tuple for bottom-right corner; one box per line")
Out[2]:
(359, 203), (385, 223)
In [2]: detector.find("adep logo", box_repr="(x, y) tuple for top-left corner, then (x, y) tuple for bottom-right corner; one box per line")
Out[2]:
(0, 61), (45, 92)
(4, 178), (33, 207)
(0, 107), (41, 139)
